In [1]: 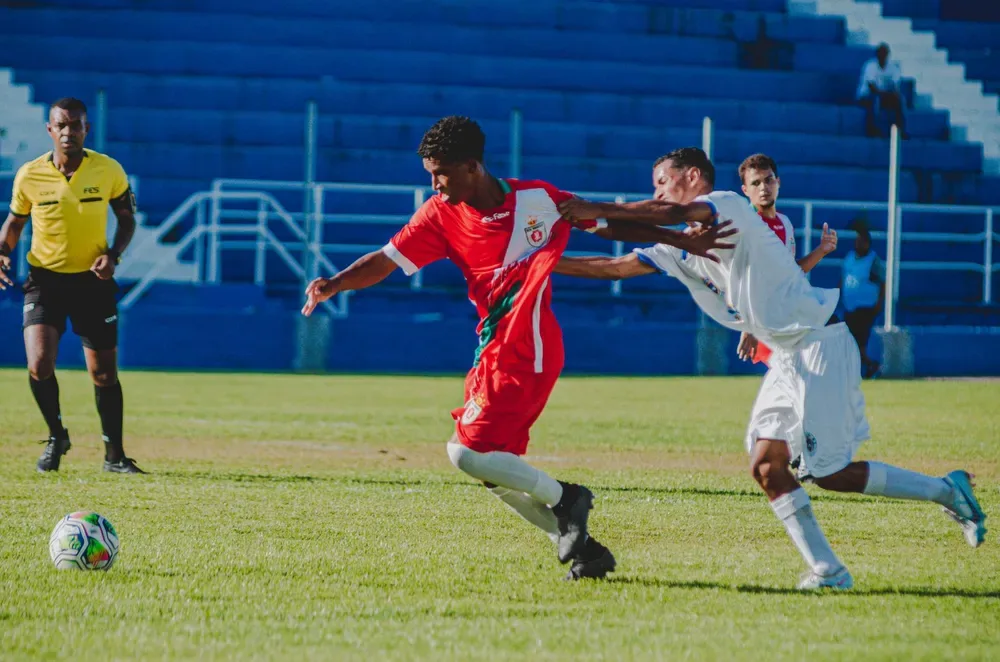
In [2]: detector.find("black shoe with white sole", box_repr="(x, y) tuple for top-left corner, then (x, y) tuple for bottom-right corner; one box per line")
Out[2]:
(552, 482), (594, 564)
(36, 430), (71, 472)
(103, 457), (146, 474)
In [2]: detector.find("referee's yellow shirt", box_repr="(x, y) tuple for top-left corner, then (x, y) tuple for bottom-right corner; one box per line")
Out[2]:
(9, 149), (130, 273)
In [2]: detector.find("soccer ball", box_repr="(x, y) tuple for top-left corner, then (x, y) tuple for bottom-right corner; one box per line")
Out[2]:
(49, 512), (120, 570)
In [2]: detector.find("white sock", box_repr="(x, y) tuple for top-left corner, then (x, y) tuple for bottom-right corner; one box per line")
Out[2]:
(447, 441), (563, 506)
(770, 488), (843, 575)
(863, 461), (953, 506)
(489, 487), (560, 543)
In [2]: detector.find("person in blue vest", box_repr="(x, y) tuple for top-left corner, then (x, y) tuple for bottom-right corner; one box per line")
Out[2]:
(841, 219), (885, 378)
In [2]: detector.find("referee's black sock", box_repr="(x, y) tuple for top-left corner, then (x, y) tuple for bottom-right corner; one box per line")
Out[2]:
(29, 375), (65, 439)
(95, 381), (125, 462)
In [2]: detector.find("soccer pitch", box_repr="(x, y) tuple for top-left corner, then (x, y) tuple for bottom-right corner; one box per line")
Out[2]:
(1, 369), (998, 661)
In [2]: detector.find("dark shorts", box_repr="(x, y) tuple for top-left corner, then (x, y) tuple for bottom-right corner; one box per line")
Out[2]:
(844, 306), (878, 353)
(23, 267), (119, 350)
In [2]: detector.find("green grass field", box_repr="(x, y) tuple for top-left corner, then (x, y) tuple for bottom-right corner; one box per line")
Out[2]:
(1, 368), (998, 661)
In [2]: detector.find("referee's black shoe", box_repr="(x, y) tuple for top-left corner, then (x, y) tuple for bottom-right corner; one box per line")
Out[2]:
(36, 430), (71, 472)
(103, 457), (146, 474)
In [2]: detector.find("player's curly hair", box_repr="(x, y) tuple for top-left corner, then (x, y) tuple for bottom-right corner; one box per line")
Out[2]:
(417, 116), (486, 163)
(738, 153), (779, 185)
(653, 147), (715, 187)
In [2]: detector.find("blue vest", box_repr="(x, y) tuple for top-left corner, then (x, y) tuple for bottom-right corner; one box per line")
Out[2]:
(842, 250), (880, 311)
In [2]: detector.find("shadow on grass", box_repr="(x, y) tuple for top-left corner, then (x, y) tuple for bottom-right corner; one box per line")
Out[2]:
(157, 471), (907, 504)
(606, 576), (1000, 599)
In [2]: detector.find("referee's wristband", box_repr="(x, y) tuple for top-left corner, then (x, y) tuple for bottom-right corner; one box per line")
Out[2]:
(106, 249), (122, 265)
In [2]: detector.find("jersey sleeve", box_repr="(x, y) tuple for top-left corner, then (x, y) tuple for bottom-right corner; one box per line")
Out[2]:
(108, 159), (130, 199)
(9, 166), (32, 216)
(382, 202), (447, 276)
(632, 243), (684, 278)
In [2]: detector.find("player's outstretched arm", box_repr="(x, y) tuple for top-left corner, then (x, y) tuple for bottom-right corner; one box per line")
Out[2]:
(0, 212), (29, 290)
(588, 218), (736, 263)
(554, 254), (656, 281)
(560, 198), (718, 227)
(301, 249), (398, 316)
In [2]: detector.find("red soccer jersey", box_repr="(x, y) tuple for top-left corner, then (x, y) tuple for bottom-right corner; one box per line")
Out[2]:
(383, 179), (601, 376)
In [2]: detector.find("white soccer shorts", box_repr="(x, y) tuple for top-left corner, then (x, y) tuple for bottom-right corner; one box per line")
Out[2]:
(745, 323), (871, 479)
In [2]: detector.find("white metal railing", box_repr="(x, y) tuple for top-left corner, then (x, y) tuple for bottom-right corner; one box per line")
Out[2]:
(117, 189), (348, 315)
(4, 175), (998, 318)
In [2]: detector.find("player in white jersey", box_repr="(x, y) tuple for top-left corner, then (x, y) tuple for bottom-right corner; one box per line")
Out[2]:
(554, 147), (988, 590)
(736, 153), (838, 365)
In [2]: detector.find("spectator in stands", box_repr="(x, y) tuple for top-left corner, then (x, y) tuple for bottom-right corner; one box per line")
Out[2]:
(858, 43), (907, 139)
(841, 218), (885, 378)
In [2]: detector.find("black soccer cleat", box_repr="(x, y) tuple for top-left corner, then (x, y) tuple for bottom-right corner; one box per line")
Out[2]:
(36, 431), (71, 472)
(553, 483), (594, 564)
(564, 537), (617, 581)
(103, 457), (146, 474)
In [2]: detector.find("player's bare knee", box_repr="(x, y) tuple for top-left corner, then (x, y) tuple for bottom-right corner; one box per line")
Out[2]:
(89, 366), (118, 388)
(751, 458), (774, 487)
(27, 360), (55, 382)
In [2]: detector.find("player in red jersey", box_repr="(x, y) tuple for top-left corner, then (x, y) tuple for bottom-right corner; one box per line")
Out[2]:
(736, 153), (838, 366)
(302, 116), (734, 580)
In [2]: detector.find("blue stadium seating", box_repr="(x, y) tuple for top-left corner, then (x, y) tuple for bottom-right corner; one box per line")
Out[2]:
(871, 0), (1000, 107)
(1, 0), (997, 331)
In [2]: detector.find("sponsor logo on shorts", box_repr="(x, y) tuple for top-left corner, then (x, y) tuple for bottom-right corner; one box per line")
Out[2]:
(104, 315), (118, 324)
(23, 303), (35, 313)
(461, 394), (485, 425)
(805, 432), (817, 456)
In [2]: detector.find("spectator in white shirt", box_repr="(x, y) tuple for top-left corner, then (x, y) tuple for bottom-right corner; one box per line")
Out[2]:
(857, 43), (907, 139)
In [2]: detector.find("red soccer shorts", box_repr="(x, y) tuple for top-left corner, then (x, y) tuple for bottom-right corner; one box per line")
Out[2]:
(450, 363), (561, 456)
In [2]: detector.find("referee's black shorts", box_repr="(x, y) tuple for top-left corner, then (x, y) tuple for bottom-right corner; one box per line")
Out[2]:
(22, 267), (119, 350)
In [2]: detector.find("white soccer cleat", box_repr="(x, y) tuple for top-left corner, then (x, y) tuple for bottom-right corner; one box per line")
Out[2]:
(942, 470), (987, 548)
(796, 566), (854, 591)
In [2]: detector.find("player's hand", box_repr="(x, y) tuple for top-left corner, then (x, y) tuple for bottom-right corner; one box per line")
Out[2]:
(683, 221), (737, 263)
(302, 277), (339, 317)
(0, 254), (13, 290)
(90, 254), (115, 280)
(737, 332), (759, 362)
(557, 197), (605, 222)
(819, 223), (838, 255)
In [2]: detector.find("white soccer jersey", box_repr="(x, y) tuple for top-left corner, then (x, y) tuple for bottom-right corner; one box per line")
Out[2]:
(759, 211), (796, 258)
(634, 190), (839, 350)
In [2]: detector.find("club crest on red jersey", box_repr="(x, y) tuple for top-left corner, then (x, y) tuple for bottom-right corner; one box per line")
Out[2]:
(524, 216), (547, 247)
(461, 394), (486, 425)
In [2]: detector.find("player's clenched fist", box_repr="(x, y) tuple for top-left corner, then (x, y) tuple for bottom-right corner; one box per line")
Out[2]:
(557, 197), (604, 222)
(0, 254), (13, 290)
(302, 277), (339, 317)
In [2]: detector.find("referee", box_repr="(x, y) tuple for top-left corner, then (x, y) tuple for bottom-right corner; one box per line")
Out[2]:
(0, 98), (143, 474)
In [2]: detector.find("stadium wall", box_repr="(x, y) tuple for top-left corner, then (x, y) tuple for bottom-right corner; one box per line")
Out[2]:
(0, 303), (997, 377)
